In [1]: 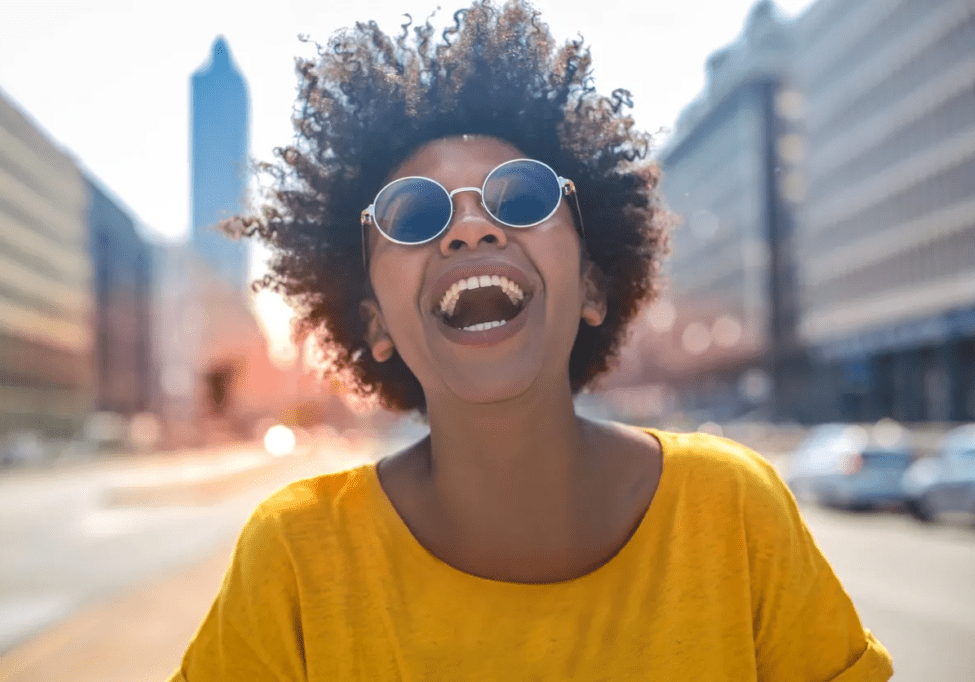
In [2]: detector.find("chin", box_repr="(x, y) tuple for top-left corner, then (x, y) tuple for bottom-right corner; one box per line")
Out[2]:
(442, 365), (539, 407)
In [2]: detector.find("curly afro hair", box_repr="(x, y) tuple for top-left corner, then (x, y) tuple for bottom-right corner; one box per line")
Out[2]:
(231, 0), (671, 415)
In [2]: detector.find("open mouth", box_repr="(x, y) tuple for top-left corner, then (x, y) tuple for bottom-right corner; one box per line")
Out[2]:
(435, 275), (532, 332)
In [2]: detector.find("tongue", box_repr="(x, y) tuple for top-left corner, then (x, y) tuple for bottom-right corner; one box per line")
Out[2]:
(448, 287), (521, 329)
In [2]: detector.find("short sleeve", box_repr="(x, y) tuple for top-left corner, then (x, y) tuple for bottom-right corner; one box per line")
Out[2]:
(168, 506), (307, 681)
(742, 453), (894, 682)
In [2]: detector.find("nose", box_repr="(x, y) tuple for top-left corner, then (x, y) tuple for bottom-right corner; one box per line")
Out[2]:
(438, 188), (508, 257)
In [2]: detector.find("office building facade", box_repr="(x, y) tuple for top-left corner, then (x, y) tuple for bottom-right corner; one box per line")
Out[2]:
(794, 0), (975, 421)
(87, 178), (154, 418)
(0, 91), (93, 440)
(651, 1), (801, 421)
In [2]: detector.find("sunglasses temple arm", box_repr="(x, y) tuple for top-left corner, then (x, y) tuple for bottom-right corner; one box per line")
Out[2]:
(564, 180), (586, 240)
(361, 210), (371, 273)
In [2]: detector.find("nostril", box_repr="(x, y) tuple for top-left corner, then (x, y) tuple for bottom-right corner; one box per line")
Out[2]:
(447, 233), (500, 252)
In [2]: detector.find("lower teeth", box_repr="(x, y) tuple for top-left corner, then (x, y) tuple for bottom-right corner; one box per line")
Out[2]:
(462, 320), (508, 332)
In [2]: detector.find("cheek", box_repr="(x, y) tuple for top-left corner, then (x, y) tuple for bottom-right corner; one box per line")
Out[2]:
(532, 205), (582, 256)
(551, 271), (586, 315)
(369, 248), (425, 321)
(526, 225), (584, 291)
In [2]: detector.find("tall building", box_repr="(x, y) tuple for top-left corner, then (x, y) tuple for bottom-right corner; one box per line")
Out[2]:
(190, 36), (250, 289)
(0, 90), (93, 441)
(160, 41), (397, 444)
(794, 0), (975, 421)
(154, 36), (281, 446)
(87, 177), (154, 418)
(648, 1), (801, 421)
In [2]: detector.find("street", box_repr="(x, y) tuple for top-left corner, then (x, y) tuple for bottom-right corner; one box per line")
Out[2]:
(0, 438), (377, 658)
(0, 436), (972, 681)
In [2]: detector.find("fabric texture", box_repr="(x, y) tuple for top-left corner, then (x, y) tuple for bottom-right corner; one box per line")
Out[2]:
(169, 428), (894, 681)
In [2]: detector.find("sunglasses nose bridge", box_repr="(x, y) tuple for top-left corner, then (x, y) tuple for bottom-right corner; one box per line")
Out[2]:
(446, 185), (491, 222)
(438, 186), (508, 255)
(447, 186), (482, 200)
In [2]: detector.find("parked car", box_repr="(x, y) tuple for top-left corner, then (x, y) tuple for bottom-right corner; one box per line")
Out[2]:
(902, 424), (975, 525)
(787, 422), (914, 510)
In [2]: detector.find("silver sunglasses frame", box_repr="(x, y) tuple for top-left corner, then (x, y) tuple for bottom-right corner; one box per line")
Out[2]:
(360, 158), (584, 271)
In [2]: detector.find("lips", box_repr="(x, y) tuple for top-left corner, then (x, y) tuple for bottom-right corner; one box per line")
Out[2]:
(426, 257), (537, 345)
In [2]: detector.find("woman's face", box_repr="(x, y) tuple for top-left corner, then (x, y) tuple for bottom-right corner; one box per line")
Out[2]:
(362, 135), (604, 408)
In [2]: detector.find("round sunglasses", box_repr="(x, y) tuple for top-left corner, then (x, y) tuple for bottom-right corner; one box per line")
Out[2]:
(360, 158), (584, 268)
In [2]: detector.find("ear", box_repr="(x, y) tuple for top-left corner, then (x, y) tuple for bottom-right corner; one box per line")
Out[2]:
(359, 298), (395, 362)
(580, 260), (607, 327)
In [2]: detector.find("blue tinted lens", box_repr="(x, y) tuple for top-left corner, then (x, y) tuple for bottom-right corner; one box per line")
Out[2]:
(374, 178), (452, 243)
(483, 160), (561, 226)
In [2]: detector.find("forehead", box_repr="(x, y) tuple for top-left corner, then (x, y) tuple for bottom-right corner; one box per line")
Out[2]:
(391, 136), (527, 182)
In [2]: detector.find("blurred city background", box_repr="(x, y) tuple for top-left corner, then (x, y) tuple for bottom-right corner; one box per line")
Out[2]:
(0, 0), (973, 680)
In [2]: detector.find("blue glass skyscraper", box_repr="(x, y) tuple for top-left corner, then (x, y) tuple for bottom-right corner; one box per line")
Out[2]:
(190, 37), (250, 288)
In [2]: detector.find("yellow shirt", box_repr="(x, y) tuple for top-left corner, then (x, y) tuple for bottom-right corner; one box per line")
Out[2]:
(170, 429), (893, 681)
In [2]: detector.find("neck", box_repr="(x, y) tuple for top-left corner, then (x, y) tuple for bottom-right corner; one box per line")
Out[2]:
(425, 380), (591, 481)
(416, 381), (601, 549)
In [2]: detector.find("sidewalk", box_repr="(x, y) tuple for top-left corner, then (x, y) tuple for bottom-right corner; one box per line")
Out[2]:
(0, 436), (382, 681)
(0, 540), (233, 682)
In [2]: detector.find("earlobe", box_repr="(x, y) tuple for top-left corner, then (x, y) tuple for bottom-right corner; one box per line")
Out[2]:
(582, 301), (606, 327)
(371, 337), (395, 362)
(360, 299), (395, 362)
(580, 261), (607, 327)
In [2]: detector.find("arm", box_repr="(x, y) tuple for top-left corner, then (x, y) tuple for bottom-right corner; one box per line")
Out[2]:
(167, 507), (306, 681)
(743, 454), (893, 681)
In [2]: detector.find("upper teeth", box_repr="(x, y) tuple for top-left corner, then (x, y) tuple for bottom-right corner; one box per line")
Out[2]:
(438, 275), (525, 317)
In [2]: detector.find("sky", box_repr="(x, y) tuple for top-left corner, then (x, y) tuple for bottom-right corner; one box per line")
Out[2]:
(0, 0), (816, 245)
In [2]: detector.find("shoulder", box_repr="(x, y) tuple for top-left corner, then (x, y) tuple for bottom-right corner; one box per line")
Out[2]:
(254, 463), (375, 518)
(646, 428), (802, 538)
(649, 428), (784, 493)
(237, 463), (377, 557)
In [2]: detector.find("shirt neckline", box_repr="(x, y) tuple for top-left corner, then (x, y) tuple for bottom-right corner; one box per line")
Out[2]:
(361, 426), (674, 591)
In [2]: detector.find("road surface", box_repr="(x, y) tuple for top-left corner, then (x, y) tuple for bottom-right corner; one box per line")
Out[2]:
(0, 440), (375, 654)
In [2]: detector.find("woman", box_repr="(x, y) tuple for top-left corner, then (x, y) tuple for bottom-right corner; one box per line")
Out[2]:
(170, 1), (893, 679)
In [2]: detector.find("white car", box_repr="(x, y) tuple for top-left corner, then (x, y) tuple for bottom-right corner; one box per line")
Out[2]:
(903, 424), (975, 526)
(787, 423), (914, 510)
